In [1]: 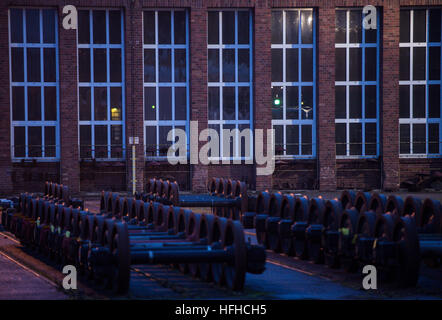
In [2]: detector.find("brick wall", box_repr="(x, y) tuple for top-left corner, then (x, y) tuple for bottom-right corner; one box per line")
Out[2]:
(0, 0), (440, 195)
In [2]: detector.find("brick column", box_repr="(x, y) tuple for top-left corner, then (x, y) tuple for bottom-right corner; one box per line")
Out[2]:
(317, 4), (337, 191)
(58, 4), (80, 195)
(126, 3), (145, 193)
(190, 6), (208, 193)
(254, 6), (273, 191)
(381, 2), (400, 191)
(0, 4), (13, 195)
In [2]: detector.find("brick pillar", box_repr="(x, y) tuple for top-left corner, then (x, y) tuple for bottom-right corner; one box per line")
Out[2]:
(381, 3), (400, 191)
(254, 6), (273, 191)
(0, 4), (13, 195)
(317, 4), (337, 191)
(126, 3), (145, 193)
(58, 4), (80, 195)
(190, 6), (208, 193)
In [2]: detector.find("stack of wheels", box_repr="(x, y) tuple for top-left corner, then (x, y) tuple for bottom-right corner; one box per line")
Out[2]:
(140, 178), (179, 206)
(253, 191), (271, 246)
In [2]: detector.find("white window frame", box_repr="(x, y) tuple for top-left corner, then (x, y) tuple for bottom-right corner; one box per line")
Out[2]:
(77, 9), (126, 161)
(335, 8), (380, 159)
(399, 8), (442, 158)
(9, 8), (60, 161)
(207, 9), (254, 162)
(271, 8), (317, 159)
(143, 9), (190, 161)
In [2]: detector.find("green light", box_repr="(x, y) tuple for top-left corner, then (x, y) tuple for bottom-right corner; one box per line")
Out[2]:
(152, 105), (155, 109)
(274, 99), (281, 106)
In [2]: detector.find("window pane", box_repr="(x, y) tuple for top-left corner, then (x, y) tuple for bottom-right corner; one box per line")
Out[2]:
(349, 10), (362, 43)
(399, 85), (410, 118)
(145, 126), (157, 156)
(412, 124), (426, 153)
(429, 9), (441, 43)
(208, 11), (219, 44)
(80, 125), (92, 158)
(301, 48), (313, 82)
(287, 125), (299, 155)
(365, 14), (377, 43)
(144, 11), (155, 44)
(301, 11), (313, 44)
(27, 48), (41, 82)
(28, 126), (42, 157)
(223, 87), (235, 121)
(238, 49), (250, 82)
(335, 10), (346, 44)
(365, 47), (376, 81)
(336, 123), (346, 155)
(12, 87), (25, 121)
(28, 86), (41, 120)
(400, 10), (410, 43)
(238, 87), (250, 120)
(222, 11), (235, 44)
(144, 87), (156, 120)
(208, 87), (220, 120)
(14, 126), (26, 157)
(26, 9), (40, 43)
(301, 125), (312, 155)
(349, 123), (362, 155)
(159, 49), (171, 82)
(159, 126), (172, 156)
(222, 49), (235, 82)
(349, 86), (362, 119)
(429, 85), (440, 118)
(44, 86), (57, 121)
(301, 86), (313, 119)
(175, 87), (187, 120)
(286, 11), (299, 44)
(110, 87), (122, 121)
(109, 11), (121, 44)
(272, 49), (283, 82)
(144, 49), (155, 82)
(412, 85), (425, 118)
(175, 49), (186, 82)
(238, 11), (249, 44)
(42, 10), (55, 43)
(365, 123), (377, 155)
(79, 49), (91, 82)
(174, 11), (186, 44)
(399, 47), (410, 81)
(400, 124), (410, 154)
(95, 125), (108, 158)
(79, 87), (91, 120)
(272, 86), (283, 119)
(11, 48), (24, 82)
(274, 125), (283, 155)
(335, 86), (346, 119)
(349, 48), (362, 81)
(429, 47), (441, 81)
(78, 10), (90, 44)
(208, 49), (219, 82)
(428, 123), (439, 154)
(111, 125), (123, 158)
(286, 48), (298, 82)
(10, 9), (23, 43)
(94, 87), (107, 120)
(158, 11), (171, 44)
(271, 11), (283, 44)
(110, 49), (122, 82)
(44, 126), (56, 157)
(159, 87), (172, 120)
(335, 48), (346, 81)
(413, 47), (426, 80)
(365, 85), (377, 119)
(44, 48), (56, 82)
(413, 10), (426, 42)
(94, 48), (107, 82)
(93, 11), (106, 44)
(287, 86), (298, 119)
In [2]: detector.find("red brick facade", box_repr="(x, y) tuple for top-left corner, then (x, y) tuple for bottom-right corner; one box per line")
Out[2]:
(0, 0), (440, 195)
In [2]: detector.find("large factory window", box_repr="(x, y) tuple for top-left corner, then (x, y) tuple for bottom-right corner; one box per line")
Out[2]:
(78, 9), (125, 160)
(335, 8), (380, 158)
(399, 8), (442, 157)
(9, 8), (59, 160)
(271, 9), (316, 158)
